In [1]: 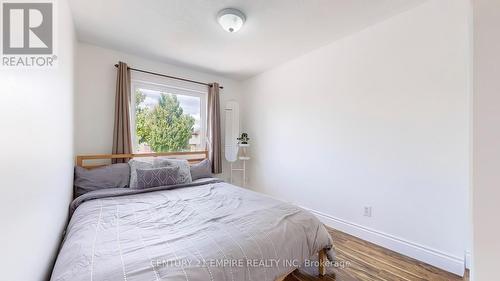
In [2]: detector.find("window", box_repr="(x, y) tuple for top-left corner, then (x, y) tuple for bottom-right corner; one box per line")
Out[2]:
(131, 81), (206, 153)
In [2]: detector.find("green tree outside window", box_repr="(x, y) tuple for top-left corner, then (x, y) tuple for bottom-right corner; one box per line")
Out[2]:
(135, 90), (195, 152)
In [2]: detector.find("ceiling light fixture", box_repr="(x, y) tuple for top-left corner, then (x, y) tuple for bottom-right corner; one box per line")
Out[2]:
(217, 8), (245, 33)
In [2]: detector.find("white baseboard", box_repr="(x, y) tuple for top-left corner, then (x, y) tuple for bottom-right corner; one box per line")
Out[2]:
(304, 207), (465, 277)
(465, 251), (471, 269)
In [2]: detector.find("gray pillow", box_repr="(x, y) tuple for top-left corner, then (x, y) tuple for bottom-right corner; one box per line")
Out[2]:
(136, 166), (181, 189)
(74, 163), (130, 197)
(154, 158), (192, 184)
(128, 158), (155, 188)
(190, 159), (212, 180)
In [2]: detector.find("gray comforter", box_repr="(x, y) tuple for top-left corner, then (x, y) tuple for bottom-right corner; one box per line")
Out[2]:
(51, 179), (334, 281)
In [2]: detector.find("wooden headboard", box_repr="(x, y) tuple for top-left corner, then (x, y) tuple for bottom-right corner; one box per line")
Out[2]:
(76, 151), (209, 169)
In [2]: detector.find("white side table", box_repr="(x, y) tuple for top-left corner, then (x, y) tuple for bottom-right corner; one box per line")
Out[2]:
(230, 143), (250, 186)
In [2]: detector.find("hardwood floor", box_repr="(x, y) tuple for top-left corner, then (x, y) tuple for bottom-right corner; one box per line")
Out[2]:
(285, 227), (469, 281)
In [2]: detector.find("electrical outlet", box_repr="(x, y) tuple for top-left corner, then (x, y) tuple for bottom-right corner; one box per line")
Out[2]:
(363, 206), (372, 217)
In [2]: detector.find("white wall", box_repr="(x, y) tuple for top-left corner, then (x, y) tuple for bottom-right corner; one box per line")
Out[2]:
(472, 1), (500, 280)
(75, 43), (242, 182)
(241, 0), (470, 275)
(0, 1), (76, 280)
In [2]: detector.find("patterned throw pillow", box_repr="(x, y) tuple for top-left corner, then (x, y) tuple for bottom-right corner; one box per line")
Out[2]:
(135, 166), (181, 189)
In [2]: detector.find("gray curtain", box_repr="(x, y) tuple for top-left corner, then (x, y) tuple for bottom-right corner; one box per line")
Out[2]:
(207, 83), (222, 173)
(112, 61), (132, 163)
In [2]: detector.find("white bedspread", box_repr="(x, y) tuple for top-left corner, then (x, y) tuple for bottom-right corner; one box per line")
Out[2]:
(51, 181), (333, 281)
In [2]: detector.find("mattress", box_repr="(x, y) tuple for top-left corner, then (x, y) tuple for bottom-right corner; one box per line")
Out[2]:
(51, 179), (333, 281)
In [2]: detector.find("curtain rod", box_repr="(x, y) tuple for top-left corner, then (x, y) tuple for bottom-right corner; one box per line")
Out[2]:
(114, 64), (223, 89)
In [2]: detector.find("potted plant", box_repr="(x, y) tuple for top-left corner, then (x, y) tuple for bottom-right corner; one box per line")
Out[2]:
(237, 133), (250, 144)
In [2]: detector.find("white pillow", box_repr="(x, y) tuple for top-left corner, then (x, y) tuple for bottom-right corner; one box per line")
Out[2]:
(128, 158), (155, 188)
(154, 158), (193, 184)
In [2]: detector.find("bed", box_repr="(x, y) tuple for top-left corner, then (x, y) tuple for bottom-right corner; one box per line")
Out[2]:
(50, 151), (334, 281)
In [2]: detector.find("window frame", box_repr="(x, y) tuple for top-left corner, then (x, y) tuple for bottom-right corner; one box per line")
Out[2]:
(130, 79), (207, 153)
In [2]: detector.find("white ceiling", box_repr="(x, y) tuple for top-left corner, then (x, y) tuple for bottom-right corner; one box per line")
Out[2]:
(69, 0), (424, 80)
